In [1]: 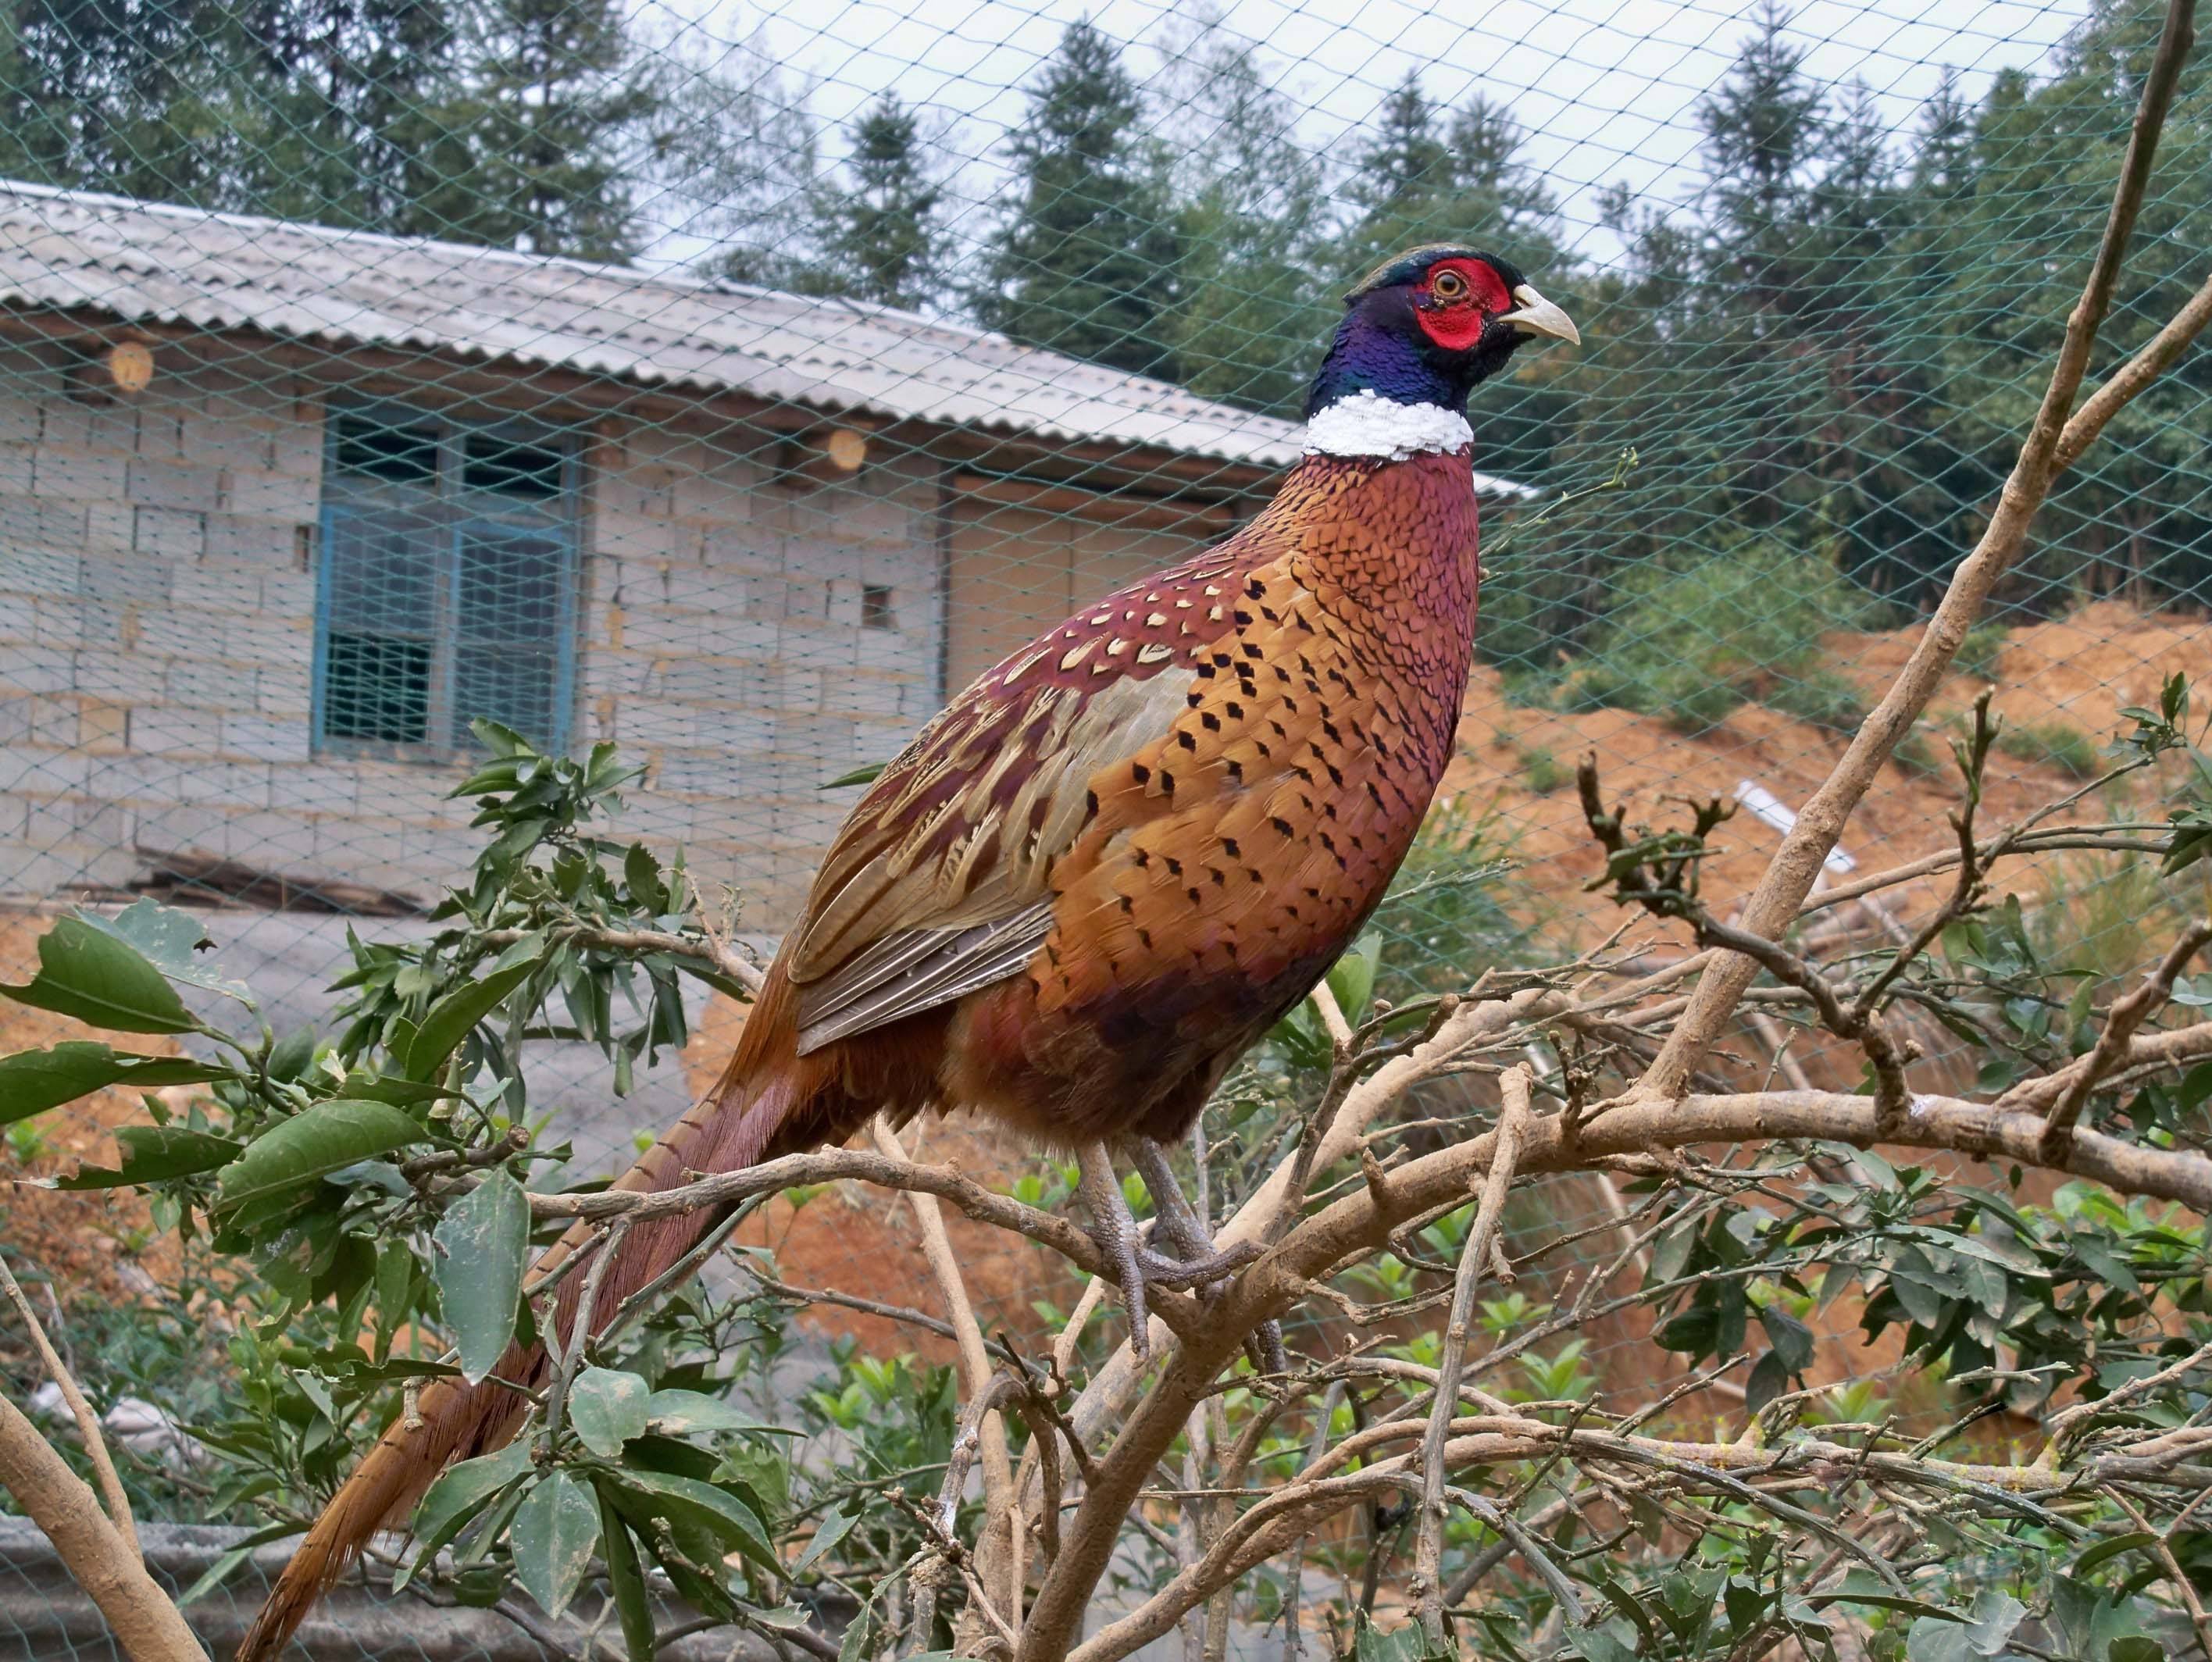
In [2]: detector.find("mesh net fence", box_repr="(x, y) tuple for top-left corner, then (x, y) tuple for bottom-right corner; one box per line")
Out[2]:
(0, 0), (2206, 1646)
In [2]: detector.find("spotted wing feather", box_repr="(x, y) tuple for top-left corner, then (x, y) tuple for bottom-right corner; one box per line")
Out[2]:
(787, 541), (1250, 1054)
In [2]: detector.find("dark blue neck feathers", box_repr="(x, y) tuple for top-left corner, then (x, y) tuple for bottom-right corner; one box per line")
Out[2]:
(1304, 310), (1470, 420)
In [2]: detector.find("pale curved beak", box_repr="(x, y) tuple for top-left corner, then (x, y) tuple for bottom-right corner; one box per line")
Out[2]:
(1500, 283), (1579, 346)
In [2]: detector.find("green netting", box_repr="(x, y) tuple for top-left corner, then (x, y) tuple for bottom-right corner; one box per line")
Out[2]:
(0, 0), (2205, 1652)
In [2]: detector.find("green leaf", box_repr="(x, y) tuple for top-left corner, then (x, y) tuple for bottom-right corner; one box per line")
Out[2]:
(1566, 1618), (1642, 1662)
(596, 1485), (658, 1662)
(0, 1042), (230, 1126)
(81, 901), (254, 1006)
(601, 1468), (778, 1571)
(405, 941), (545, 1081)
(793, 1505), (854, 1575)
(216, 1100), (433, 1210)
(569, 1368), (651, 1457)
(512, 1473), (600, 1620)
(1745, 1350), (1789, 1413)
(1325, 932), (1382, 1022)
(2075, 1532), (2162, 1576)
(396, 1439), (533, 1592)
(53, 1124), (243, 1189)
(837, 1566), (899, 1662)
(644, 1389), (799, 1439)
(1760, 1305), (1815, 1374)
(266, 1026), (316, 1082)
(0, 916), (198, 1034)
(821, 760), (888, 789)
(432, 1172), (530, 1386)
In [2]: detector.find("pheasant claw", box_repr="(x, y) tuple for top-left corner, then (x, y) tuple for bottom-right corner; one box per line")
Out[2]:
(1129, 1138), (1286, 1372)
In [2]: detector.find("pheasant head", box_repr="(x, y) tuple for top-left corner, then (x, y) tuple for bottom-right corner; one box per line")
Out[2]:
(1304, 244), (1578, 445)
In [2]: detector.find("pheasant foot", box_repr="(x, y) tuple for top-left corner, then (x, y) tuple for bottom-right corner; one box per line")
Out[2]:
(1078, 1140), (1156, 1361)
(1129, 1138), (1287, 1375)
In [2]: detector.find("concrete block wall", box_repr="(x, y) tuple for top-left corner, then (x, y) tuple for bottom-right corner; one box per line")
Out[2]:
(0, 340), (363, 899)
(583, 429), (946, 922)
(0, 338), (949, 931)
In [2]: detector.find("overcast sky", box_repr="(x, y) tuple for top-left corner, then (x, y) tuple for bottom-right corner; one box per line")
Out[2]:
(634, 0), (2091, 273)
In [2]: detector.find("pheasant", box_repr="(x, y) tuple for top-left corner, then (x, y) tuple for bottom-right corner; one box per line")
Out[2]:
(239, 243), (1575, 1661)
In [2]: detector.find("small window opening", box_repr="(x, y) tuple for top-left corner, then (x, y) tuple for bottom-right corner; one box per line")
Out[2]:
(335, 413), (441, 484)
(862, 584), (896, 630)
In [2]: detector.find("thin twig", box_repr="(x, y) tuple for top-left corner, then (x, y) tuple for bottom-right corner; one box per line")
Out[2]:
(543, 1216), (629, 1453)
(1413, 1066), (1530, 1650)
(2039, 921), (2212, 1158)
(872, 1117), (1020, 1645)
(479, 923), (764, 993)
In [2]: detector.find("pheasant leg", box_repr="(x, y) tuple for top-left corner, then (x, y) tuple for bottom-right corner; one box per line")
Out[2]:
(1078, 1140), (1157, 1361)
(1128, 1137), (1287, 1375)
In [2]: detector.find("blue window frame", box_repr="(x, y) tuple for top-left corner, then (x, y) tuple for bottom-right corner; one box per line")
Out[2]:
(314, 405), (580, 758)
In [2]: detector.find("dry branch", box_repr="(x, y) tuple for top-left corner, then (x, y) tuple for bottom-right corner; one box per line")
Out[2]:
(1412, 1066), (1529, 1647)
(0, 1390), (204, 1661)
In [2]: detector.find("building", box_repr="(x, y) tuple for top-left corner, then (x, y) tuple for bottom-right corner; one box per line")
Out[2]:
(0, 181), (1534, 926)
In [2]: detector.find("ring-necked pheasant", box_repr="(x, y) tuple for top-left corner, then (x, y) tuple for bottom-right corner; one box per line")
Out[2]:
(240, 244), (1575, 1661)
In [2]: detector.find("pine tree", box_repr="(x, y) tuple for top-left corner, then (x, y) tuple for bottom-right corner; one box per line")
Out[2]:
(661, 25), (823, 289)
(233, 0), (470, 231)
(1153, 16), (1328, 414)
(1340, 77), (1563, 282)
(0, 0), (259, 203)
(1339, 73), (1452, 276)
(1700, 0), (1825, 297)
(974, 19), (1180, 378)
(409, 0), (658, 257)
(811, 94), (946, 310)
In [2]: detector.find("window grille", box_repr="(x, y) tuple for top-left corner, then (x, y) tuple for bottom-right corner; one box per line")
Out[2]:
(315, 406), (578, 757)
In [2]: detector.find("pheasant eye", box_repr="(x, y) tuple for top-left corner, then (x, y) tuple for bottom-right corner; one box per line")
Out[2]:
(1430, 269), (1469, 301)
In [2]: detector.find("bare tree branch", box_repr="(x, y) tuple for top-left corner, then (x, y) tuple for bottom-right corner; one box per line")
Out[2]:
(869, 1117), (1021, 1646)
(0, 1389), (204, 1661)
(1412, 1066), (1529, 1648)
(0, 1250), (138, 1557)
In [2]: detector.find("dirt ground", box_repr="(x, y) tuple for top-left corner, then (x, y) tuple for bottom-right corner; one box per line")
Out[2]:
(1450, 599), (2212, 947)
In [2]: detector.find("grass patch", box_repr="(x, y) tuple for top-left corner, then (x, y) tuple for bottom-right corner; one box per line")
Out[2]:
(1891, 730), (1946, 780)
(2028, 853), (2198, 984)
(1996, 719), (2100, 779)
(1557, 543), (1875, 734)
(1516, 744), (1568, 794)
(1764, 669), (1868, 736)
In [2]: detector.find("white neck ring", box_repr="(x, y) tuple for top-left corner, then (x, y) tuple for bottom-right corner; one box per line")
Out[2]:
(1302, 390), (1472, 462)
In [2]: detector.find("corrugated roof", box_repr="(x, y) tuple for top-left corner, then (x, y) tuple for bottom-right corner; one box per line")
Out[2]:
(0, 180), (1536, 496)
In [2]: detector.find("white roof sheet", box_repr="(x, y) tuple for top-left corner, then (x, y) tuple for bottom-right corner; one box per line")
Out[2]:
(0, 180), (1536, 495)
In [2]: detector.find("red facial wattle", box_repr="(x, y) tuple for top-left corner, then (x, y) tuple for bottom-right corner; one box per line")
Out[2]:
(1413, 257), (1511, 352)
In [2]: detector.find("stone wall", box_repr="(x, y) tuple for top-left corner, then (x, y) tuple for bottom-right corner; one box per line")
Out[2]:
(0, 333), (1211, 935)
(0, 338), (950, 926)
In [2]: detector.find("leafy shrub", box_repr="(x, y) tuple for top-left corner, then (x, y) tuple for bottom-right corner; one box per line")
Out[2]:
(1558, 541), (1875, 733)
(1515, 743), (1567, 794)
